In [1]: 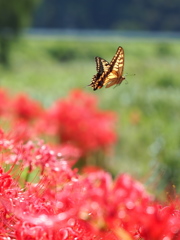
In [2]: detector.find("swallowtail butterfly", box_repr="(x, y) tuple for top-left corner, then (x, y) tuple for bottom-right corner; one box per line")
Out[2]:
(89, 46), (125, 90)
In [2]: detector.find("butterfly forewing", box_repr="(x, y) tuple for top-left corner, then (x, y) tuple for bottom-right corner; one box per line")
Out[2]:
(104, 47), (125, 88)
(110, 46), (124, 76)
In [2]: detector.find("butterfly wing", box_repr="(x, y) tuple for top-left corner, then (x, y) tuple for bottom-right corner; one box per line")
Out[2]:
(111, 46), (124, 78)
(95, 57), (110, 74)
(88, 57), (110, 90)
(104, 47), (125, 88)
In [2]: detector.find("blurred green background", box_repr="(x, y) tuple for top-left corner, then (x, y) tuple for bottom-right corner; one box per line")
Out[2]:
(0, 38), (180, 194)
(0, 0), (180, 195)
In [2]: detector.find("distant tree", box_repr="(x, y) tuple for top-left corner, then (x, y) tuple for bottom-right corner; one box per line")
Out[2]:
(0, 0), (40, 66)
(33, 0), (180, 31)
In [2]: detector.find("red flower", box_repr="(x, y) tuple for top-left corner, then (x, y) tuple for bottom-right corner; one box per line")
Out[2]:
(0, 155), (179, 240)
(11, 94), (43, 121)
(0, 88), (179, 240)
(0, 88), (10, 117)
(45, 89), (117, 155)
(0, 89), (117, 160)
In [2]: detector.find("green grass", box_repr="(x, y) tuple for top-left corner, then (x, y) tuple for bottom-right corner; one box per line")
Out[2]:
(0, 37), (180, 192)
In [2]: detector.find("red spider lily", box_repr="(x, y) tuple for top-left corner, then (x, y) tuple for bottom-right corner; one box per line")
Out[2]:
(0, 161), (180, 239)
(0, 167), (14, 193)
(11, 94), (43, 121)
(0, 88), (180, 240)
(0, 165), (93, 239)
(0, 88), (117, 159)
(137, 204), (180, 240)
(44, 89), (117, 155)
(0, 88), (10, 117)
(0, 129), (80, 173)
(10, 119), (38, 142)
(78, 172), (180, 240)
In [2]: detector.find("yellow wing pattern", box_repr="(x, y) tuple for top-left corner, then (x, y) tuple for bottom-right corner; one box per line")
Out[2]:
(95, 57), (110, 74)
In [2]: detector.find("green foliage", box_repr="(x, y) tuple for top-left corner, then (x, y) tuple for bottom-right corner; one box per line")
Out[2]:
(156, 43), (173, 57)
(156, 75), (176, 88)
(0, 0), (40, 66)
(47, 41), (115, 62)
(47, 43), (95, 62)
(0, 37), (180, 194)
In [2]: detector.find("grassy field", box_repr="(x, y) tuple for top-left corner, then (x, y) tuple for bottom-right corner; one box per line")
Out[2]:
(0, 36), (180, 192)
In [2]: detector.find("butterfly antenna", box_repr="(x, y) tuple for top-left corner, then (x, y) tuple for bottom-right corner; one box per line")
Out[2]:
(84, 84), (91, 89)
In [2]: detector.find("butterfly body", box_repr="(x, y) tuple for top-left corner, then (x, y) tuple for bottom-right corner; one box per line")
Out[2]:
(89, 46), (125, 90)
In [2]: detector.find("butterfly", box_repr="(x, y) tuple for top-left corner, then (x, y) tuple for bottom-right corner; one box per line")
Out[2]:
(88, 46), (125, 90)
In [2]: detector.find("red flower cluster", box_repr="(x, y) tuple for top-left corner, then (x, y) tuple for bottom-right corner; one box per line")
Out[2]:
(12, 93), (43, 121)
(0, 134), (179, 240)
(0, 88), (179, 239)
(42, 90), (117, 155)
(0, 88), (117, 157)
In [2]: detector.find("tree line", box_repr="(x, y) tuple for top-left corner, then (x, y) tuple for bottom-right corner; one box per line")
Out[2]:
(0, 0), (179, 66)
(33, 0), (180, 31)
